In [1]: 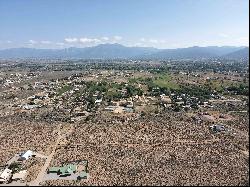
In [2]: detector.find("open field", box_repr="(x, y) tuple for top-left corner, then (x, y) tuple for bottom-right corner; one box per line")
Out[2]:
(41, 112), (249, 186)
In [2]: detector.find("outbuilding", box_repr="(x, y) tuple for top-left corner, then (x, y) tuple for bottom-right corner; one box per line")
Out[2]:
(209, 124), (226, 133)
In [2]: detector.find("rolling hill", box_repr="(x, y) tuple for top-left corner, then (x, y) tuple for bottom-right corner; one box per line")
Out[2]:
(222, 47), (249, 59)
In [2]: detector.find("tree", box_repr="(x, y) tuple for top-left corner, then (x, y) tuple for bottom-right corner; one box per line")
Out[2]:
(191, 103), (199, 110)
(173, 104), (181, 112)
(9, 162), (21, 172)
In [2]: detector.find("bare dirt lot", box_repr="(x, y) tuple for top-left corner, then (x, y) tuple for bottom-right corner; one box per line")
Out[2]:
(41, 112), (249, 186)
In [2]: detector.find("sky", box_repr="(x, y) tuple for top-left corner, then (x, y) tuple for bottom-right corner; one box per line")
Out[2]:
(0, 0), (249, 49)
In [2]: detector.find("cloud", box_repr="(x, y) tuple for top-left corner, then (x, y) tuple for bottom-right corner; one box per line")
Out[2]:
(140, 38), (146, 42)
(101, 37), (109, 41)
(79, 38), (101, 44)
(219, 33), (230, 38)
(64, 38), (78, 43)
(29, 40), (37, 44)
(0, 40), (12, 44)
(236, 36), (249, 45)
(149, 39), (158, 44)
(140, 38), (166, 44)
(41, 40), (52, 44)
(159, 39), (166, 44)
(132, 42), (149, 47)
(63, 36), (123, 45)
(56, 42), (65, 46)
(113, 36), (122, 41)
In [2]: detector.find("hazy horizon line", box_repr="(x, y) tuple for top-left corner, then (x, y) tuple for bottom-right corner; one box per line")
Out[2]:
(0, 43), (248, 50)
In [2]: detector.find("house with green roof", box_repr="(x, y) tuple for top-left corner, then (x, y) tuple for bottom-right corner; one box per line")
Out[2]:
(59, 164), (77, 176)
(47, 164), (77, 176)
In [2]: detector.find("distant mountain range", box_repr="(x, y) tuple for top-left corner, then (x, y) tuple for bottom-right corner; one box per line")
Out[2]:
(222, 47), (249, 59)
(0, 44), (248, 60)
(140, 46), (248, 59)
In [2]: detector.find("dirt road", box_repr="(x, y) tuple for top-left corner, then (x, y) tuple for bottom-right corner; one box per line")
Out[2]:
(28, 124), (74, 186)
(27, 126), (62, 186)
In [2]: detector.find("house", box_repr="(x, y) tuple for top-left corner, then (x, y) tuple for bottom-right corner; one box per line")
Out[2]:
(176, 101), (184, 106)
(19, 150), (33, 161)
(126, 101), (134, 108)
(47, 164), (77, 177)
(0, 168), (12, 183)
(209, 124), (226, 133)
(104, 106), (118, 111)
(22, 104), (40, 110)
(95, 99), (102, 105)
(113, 107), (124, 114)
(160, 95), (172, 104)
(123, 107), (134, 113)
(12, 170), (27, 182)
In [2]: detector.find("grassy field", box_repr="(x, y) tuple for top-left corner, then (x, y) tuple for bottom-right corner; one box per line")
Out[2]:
(207, 80), (248, 93)
(57, 85), (73, 96)
(153, 73), (180, 90)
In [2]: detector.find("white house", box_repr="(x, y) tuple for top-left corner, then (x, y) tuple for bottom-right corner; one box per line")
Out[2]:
(19, 150), (33, 161)
(95, 99), (102, 104)
(0, 168), (12, 183)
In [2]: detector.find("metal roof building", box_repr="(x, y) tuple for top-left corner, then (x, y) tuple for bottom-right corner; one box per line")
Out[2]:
(48, 164), (77, 176)
(19, 150), (33, 161)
